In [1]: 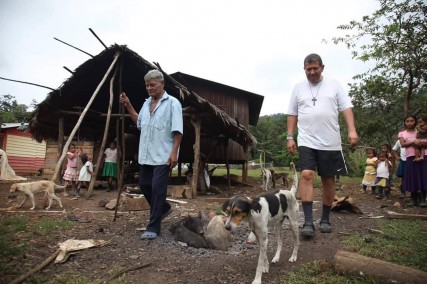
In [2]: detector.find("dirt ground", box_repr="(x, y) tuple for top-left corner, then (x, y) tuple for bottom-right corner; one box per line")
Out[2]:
(1, 176), (426, 284)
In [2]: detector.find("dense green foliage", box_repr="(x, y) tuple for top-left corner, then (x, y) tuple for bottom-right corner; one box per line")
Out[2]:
(0, 94), (36, 123)
(329, 0), (427, 145)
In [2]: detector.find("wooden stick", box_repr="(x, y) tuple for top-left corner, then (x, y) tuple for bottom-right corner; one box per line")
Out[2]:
(0, 76), (55, 91)
(107, 262), (152, 281)
(9, 248), (61, 284)
(386, 210), (427, 220)
(63, 66), (74, 75)
(89, 28), (108, 49)
(53, 37), (94, 57)
(52, 52), (120, 182)
(85, 62), (118, 198)
(114, 60), (125, 222)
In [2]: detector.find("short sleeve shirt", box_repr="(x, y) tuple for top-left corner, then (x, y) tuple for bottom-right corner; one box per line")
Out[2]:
(287, 77), (353, 150)
(104, 148), (117, 163)
(137, 92), (183, 165)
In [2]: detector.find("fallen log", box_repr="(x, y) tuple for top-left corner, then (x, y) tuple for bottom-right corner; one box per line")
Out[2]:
(334, 250), (427, 284)
(386, 211), (427, 220)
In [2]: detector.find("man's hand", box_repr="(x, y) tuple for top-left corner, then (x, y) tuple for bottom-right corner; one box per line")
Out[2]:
(168, 153), (178, 169)
(348, 130), (359, 148)
(287, 139), (296, 155)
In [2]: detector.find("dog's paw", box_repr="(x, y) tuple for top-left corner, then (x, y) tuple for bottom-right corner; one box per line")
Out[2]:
(30, 207), (35, 210)
(288, 255), (297, 262)
(271, 256), (280, 263)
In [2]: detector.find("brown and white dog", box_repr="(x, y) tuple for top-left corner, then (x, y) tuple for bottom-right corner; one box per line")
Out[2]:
(9, 181), (64, 210)
(222, 163), (299, 284)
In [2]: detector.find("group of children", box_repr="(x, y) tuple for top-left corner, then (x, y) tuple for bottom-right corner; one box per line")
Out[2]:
(361, 115), (427, 207)
(62, 142), (118, 197)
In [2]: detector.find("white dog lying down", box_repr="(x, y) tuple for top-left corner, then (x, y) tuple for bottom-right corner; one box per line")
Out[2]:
(10, 181), (64, 210)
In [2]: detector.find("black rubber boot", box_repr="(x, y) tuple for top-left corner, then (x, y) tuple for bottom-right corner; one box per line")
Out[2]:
(409, 192), (419, 207)
(376, 187), (384, 199)
(420, 192), (427, 208)
(370, 186), (376, 195)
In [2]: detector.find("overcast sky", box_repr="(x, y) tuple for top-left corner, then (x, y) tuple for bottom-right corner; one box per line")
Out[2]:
(0, 0), (378, 116)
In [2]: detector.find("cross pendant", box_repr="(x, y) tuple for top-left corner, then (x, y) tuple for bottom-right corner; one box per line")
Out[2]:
(312, 97), (317, 106)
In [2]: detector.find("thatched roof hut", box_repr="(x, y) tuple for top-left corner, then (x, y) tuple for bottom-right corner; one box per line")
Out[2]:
(28, 44), (258, 156)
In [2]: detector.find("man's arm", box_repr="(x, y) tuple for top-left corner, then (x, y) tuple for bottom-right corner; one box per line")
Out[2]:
(119, 92), (138, 124)
(342, 108), (358, 147)
(169, 132), (183, 169)
(286, 115), (298, 155)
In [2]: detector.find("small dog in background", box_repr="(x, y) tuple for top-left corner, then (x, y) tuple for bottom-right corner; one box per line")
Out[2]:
(9, 180), (64, 210)
(222, 162), (300, 284)
(260, 167), (272, 191)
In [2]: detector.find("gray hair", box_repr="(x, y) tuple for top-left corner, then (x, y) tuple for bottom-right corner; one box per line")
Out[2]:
(144, 69), (164, 82)
(304, 53), (323, 66)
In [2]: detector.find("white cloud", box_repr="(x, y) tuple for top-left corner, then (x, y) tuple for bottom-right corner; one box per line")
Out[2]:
(0, 0), (378, 115)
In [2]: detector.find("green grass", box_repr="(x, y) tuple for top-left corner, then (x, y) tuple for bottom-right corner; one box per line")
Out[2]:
(282, 260), (377, 284)
(0, 215), (75, 281)
(341, 219), (427, 272)
(0, 216), (31, 258)
(284, 219), (427, 283)
(35, 218), (74, 236)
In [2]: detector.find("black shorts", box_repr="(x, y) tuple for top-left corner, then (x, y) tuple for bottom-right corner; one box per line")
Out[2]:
(298, 146), (348, 177)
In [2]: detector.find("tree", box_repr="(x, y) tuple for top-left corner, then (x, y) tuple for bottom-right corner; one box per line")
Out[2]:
(0, 94), (33, 123)
(329, 0), (426, 116)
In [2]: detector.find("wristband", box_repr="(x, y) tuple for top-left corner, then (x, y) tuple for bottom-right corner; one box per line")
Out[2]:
(287, 134), (294, 140)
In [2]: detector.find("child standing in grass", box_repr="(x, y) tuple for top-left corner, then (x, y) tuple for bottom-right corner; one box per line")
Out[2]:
(76, 153), (95, 197)
(374, 152), (393, 200)
(361, 148), (377, 195)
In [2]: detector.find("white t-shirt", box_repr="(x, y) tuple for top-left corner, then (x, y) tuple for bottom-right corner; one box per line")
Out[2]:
(287, 77), (353, 150)
(392, 140), (406, 161)
(376, 160), (391, 178)
(104, 148), (117, 163)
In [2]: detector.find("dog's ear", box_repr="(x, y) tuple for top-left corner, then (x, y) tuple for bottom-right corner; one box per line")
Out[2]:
(222, 200), (230, 214)
(251, 199), (262, 213)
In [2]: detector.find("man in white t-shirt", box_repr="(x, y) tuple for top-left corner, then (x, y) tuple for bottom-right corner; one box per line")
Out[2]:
(286, 53), (358, 238)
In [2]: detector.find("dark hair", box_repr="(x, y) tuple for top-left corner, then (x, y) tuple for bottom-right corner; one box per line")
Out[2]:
(378, 152), (386, 158)
(304, 53), (323, 66)
(419, 116), (427, 123)
(81, 153), (88, 164)
(366, 148), (376, 156)
(380, 143), (391, 152)
(403, 114), (417, 128)
(69, 143), (76, 149)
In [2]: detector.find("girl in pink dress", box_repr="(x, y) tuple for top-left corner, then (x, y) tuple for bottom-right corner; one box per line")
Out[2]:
(399, 115), (427, 207)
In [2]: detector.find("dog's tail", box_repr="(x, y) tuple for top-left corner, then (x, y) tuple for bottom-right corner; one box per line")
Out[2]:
(290, 162), (298, 195)
(54, 185), (66, 190)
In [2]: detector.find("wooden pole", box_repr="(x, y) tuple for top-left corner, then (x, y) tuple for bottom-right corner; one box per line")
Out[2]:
(89, 28), (108, 49)
(53, 37), (94, 57)
(113, 61), (125, 222)
(0, 76), (55, 91)
(190, 116), (201, 199)
(334, 250), (427, 283)
(85, 62), (119, 198)
(53, 116), (65, 184)
(242, 145), (248, 182)
(52, 52), (120, 182)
